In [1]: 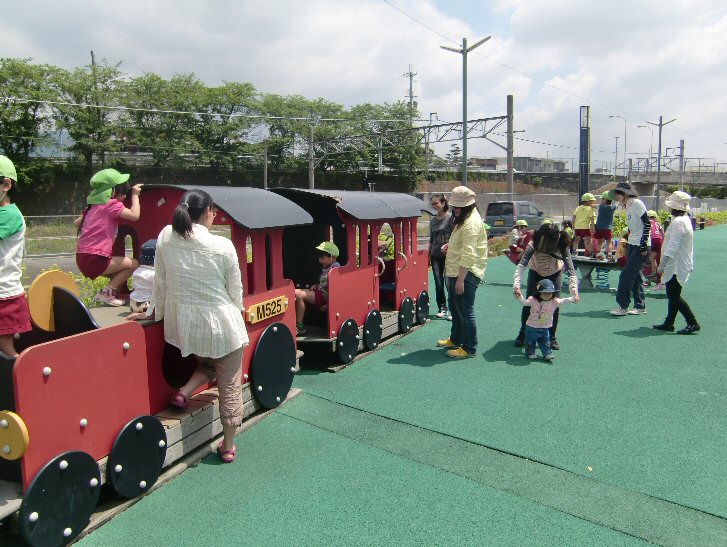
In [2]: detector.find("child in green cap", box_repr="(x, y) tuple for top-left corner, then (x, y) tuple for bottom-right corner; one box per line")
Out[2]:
(294, 241), (340, 335)
(74, 168), (143, 306)
(0, 156), (32, 358)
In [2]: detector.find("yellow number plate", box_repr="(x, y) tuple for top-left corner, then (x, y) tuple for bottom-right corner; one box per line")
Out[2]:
(494, 220), (504, 226)
(246, 296), (289, 324)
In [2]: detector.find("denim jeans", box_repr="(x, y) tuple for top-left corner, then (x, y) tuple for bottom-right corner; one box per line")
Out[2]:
(519, 270), (561, 340)
(430, 255), (447, 311)
(524, 326), (551, 357)
(446, 272), (480, 355)
(616, 244), (646, 310)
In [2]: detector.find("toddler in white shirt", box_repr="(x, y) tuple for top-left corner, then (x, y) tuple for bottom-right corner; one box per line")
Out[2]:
(130, 239), (156, 313)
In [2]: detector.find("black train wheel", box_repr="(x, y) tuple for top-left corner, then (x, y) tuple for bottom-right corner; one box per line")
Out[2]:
(107, 415), (168, 499)
(398, 296), (415, 333)
(336, 318), (359, 364)
(250, 322), (296, 408)
(363, 309), (382, 351)
(415, 290), (430, 325)
(19, 451), (101, 547)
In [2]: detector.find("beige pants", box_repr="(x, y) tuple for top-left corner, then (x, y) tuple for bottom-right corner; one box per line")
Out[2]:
(196, 346), (244, 427)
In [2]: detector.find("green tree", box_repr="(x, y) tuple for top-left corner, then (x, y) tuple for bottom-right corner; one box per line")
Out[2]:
(51, 59), (126, 171)
(0, 58), (56, 161)
(120, 73), (204, 166)
(445, 143), (461, 167)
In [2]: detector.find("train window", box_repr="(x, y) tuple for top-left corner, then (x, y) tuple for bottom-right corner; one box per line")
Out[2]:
(378, 223), (394, 260)
(265, 234), (273, 290)
(367, 225), (374, 265)
(354, 225), (361, 267)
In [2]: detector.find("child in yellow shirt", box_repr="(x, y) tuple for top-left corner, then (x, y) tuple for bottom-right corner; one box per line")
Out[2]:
(572, 193), (597, 256)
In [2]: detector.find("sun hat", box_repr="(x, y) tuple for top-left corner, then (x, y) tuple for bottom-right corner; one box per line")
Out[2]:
(0, 155), (17, 182)
(87, 168), (131, 205)
(602, 190), (615, 200)
(613, 181), (638, 197)
(315, 241), (339, 257)
(449, 186), (476, 208)
(536, 279), (556, 293)
(665, 191), (691, 213)
(581, 192), (596, 202)
(647, 210), (657, 218)
(515, 219), (528, 227)
(140, 239), (157, 267)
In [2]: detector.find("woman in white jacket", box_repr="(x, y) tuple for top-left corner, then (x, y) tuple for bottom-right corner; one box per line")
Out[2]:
(652, 191), (700, 334)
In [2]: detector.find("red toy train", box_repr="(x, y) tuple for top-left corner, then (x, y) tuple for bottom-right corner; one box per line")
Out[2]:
(0, 185), (429, 546)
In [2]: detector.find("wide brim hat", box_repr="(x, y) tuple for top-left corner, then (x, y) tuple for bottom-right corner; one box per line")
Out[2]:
(665, 191), (691, 212)
(614, 181), (638, 197)
(87, 168), (130, 205)
(316, 241), (339, 257)
(0, 155), (18, 182)
(536, 279), (556, 293)
(449, 186), (476, 208)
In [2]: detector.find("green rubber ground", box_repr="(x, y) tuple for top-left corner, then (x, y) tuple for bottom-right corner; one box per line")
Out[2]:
(78, 225), (727, 546)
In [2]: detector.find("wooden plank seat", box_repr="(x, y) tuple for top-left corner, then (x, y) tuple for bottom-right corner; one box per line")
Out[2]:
(571, 256), (622, 290)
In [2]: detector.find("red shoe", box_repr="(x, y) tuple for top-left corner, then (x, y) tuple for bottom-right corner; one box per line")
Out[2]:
(170, 391), (188, 409)
(217, 443), (236, 463)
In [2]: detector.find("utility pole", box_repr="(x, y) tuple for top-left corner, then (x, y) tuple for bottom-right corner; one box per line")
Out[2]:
(403, 64), (417, 124)
(90, 50), (103, 168)
(678, 139), (685, 191)
(647, 116), (676, 211)
(308, 125), (314, 189)
(613, 136), (619, 177)
(579, 106), (590, 198)
(441, 35), (491, 186)
(263, 145), (268, 189)
(506, 94), (514, 199)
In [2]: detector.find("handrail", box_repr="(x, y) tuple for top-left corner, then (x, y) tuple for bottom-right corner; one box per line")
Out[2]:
(375, 256), (386, 277)
(396, 251), (408, 272)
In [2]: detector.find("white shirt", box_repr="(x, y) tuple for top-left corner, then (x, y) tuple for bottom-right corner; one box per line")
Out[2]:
(152, 224), (248, 358)
(661, 215), (694, 285)
(130, 265), (155, 303)
(624, 198), (651, 247)
(0, 208), (25, 299)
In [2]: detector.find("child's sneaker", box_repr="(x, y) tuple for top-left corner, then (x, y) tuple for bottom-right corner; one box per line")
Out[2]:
(652, 283), (665, 291)
(526, 353), (537, 360)
(296, 323), (307, 336)
(94, 287), (124, 307)
(627, 308), (647, 315)
(543, 353), (555, 361)
(435, 309), (447, 318)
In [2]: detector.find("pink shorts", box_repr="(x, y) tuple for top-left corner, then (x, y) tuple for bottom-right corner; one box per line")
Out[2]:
(574, 228), (592, 238)
(0, 294), (32, 336)
(593, 229), (612, 240)
(76, 253), (111, 280)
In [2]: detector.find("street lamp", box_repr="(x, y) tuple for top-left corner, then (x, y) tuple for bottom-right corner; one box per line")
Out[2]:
(637, 125), (654, 170)
(441, 35), (491, 187)
(609, 115), (627, 177)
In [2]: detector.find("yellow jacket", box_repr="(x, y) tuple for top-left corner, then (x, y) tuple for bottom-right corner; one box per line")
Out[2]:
(445, 209), (488, 279)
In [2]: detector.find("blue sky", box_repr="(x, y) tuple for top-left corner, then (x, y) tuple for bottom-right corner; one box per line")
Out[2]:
(5, 0), (727, 172)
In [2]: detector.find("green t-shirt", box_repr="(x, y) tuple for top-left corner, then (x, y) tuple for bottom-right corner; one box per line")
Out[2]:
(0, 203), (24, 239)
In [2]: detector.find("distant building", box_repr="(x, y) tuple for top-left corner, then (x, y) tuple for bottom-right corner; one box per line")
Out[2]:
(468, 157), (498, 169)
(513, 157), (566, 173)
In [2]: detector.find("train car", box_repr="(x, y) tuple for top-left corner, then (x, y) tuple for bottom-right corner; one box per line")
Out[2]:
(0, 185), (312, 547)
(271, 189), (431, 364)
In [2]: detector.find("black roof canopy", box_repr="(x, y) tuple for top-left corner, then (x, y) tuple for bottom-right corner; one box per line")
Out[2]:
(145, 185), (312, 229)
(272, 188), (429, 221)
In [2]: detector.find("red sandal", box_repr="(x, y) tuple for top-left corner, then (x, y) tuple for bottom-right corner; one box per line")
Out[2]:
(170, 391), (188, 409)
(217, 443), (236, 463)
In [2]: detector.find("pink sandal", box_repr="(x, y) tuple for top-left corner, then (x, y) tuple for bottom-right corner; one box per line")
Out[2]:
(217, 443), (236, 463)
(170, 391), (188, 409)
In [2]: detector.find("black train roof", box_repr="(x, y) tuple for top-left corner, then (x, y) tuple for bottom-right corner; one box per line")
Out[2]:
(146, 185), (313, 229)
(272, 188), (430, 220)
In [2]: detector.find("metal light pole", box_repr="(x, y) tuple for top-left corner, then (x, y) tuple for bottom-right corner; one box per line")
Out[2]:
(609, 115), (627, 177)
(637, 125), (654, 171)
(441, 35), (491, 187)
(646, 116), (676, 211)
(613, 136), (619, 176)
